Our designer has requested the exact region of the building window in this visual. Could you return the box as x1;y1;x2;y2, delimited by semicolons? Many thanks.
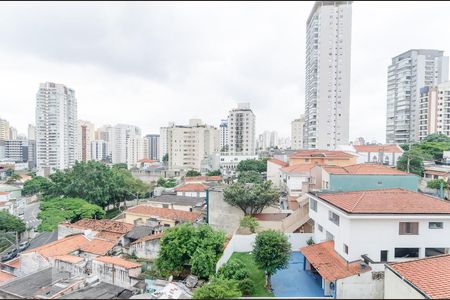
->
399;222;419;235
310;199;317;212
394;248;419;258
425;248;449;257
328;211;340;226
429;222;444;229
162;204;169;209
380;250;388;262
343;244;348;254
326;231;334;241
318;224;323;232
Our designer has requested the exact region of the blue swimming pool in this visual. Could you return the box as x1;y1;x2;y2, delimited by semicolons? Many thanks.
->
271;251;326;298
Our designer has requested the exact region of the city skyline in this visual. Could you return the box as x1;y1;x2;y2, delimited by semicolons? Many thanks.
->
2;2;450;142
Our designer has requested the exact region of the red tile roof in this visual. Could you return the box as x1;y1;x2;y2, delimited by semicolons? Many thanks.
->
281;163;316;174
131;232;164;245
0;270;15;283
321;163;411;175
126;205;202;222
138;158;158;163
53;255;84;264
268;159;289;167
64;219;134;234
4;258;19;269
94;231;124;242
290;150;356;159
185;176;222;182
300;241;370;281
175;183;208;192
424;170;449;176
79;239;116;255
25;234;89;259
354;144;403;153
316;188;450;214
0;192;10;196
95;256;141;269
388;254;450;299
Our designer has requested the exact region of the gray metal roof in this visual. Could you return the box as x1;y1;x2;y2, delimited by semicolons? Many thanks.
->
59;282;133;299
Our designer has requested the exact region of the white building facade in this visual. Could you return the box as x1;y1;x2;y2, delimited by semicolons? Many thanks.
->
304;1;352;150
291;116;305;150
76;120;95;162
36;82;77;172
227;103;256;155
90;140;107;161
219;119;228;152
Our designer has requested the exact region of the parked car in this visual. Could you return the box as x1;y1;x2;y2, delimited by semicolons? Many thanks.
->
18;241;30;252
1;248;18;262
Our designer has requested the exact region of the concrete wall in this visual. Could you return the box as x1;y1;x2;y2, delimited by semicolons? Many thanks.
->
18;252;50;276
92;261;141;289
129;239;160;260
329;174;419;192
267;161;283;187
207;189;244;236
336;271;384;299
384;267;425;299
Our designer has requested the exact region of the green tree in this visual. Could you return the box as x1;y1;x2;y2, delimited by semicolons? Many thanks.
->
253;230;291;289
193;277;242;299
427;178;448;190
397;147;433;175
223;181;279;216
156;223;225;277
422;133;450;143
207;170;221;176
157;177;177;188
5;172;21;184
186;170;202;177
237;159;267;173
113;163;128;170
37;197;105;232
240;215;259;233
191;248;217;279
162;153;169;163
22;176;51;196
238;170;263;184
0;211;26;233
217;259;254;295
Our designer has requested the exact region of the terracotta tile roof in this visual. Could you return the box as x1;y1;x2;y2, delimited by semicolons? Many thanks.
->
290;150;356;159
300;241;370;281
65;219;134;234
388;254;450;299
131;232;164;245
94;231;124;242
316;188;450;214
25;234;89;259
281;163;316;174
53;255;84;264
424;170;449;176
185;176;222;182
321;163;410;175
79;239;116;255
0;270;15;283
94;256;141;269
0;192;10;196
138;158;158;163
354;144;403;153
4;258;19;269
268;159;289;167
175;183;208;192
126;205;202;222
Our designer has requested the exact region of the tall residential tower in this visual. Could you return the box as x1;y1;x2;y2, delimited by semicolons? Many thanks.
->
304;1;352;149
227;103;256;155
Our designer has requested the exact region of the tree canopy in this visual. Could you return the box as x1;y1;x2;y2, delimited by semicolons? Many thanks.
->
186;170;202;177
156;223;225;278
238;170;264;184
397;147;433;175
240;216;259;233
22;176;52;196
193;277;242;299
157;177;177;188
223;181;279;216
236;159;267;173
217;259;254;295
0;211;26;233
427;178;448;190
207;170;221;176
253;230;291;287
37;197;105;232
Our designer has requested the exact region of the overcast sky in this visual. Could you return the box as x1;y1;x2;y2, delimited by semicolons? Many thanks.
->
1;1;450;143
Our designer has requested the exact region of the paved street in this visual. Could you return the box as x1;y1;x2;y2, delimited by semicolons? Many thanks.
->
24;202;41;229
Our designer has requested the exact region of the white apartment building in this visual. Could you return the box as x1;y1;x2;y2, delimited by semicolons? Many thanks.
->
8;127;17;140
159;122;174;161
418;81;450;140
27;124;35;140
386;49;449;144
126;135;145;169
219;119;228;152
4;140;27;162
90;140;107;161
304;1;352;150
166;119;219;171
303;188;450;298
0;118;9;141
219;154;258;177
36;82;77;172
111;124;141;165
76;120;95;162
144;134;160;161
96;125;114;160
291;116;305;150
227;103;255;155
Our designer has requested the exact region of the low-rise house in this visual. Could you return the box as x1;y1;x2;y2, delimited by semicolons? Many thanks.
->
184;175;222;184
175;183;207;198
59;281;134;299
146;194;205;212
280;164;316;196
384;254;450;299
301;188;450;298
353;144;403;167
267;158;288;187
288;150;357;167
128;233;163;260
92;256;141;289
310;163;419;192
219;154;258;177
137;159;160;169
123;205;203;227
0;191;10;202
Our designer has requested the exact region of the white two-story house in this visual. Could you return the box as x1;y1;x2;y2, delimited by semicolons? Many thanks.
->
301;188;450;299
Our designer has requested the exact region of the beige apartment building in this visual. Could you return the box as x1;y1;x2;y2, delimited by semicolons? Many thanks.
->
76;120;95;162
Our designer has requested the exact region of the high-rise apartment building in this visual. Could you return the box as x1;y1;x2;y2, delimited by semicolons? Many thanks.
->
417;82;450;140
90;140;107;161
291;116;305;150
111;124;141;165
8;127;17;141
28;124;36;140
76;120;95;162
219;119;229;152
144;134;160;161
126;135;145;168
96;125;114;161
36;82;77;172
0;118;9;141
386;49;449;144
227;103;256;155
304;1;352;149
4;140;27;162
165;119;219;171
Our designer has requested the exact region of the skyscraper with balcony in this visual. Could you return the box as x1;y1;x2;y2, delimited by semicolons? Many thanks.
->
386;49;449;144
227;103;256;155
35;82;77;173
304;1;352;150
219;119;229;152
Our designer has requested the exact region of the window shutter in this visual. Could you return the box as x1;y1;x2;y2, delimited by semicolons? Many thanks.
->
399;222;405;234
